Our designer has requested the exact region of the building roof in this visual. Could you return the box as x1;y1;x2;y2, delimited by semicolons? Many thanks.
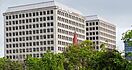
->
5;1;83;15
86;15;116;27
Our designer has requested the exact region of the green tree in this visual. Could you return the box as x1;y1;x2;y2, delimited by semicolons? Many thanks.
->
26;51;65;70
0;58;23;70
122;29;132;46
64;40;96;70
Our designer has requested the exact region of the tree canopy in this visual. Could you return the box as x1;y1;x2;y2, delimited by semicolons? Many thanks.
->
0;40;132;70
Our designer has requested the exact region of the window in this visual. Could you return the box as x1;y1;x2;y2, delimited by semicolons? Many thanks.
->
93;27;95;30
93;37;95;40
51;28;53;32
40;29;43;33
51;16;53;20
47;35;50;39
16;21;18;24
86;28;88;31
33;24;35;28
43;35;46;39
51;46;54;50
40;23;43;27
26;13;28;17
47;29;50;32
47;10;50;14
22;14;25;18
47;16;50;20
96;27;98;30
43;23;46;27
96;36;98;40
29;13;32;17
96;32;99;35
40;11;42;15
86;23;88;26
26;19;28;23
22;20;25;23
96;22;98;25
51;34;54;38
90;37;92;40
86;33;89;36
90;23;92;26
51;22;53;26
36;12;39;16
51;10;53;14
44;41;46;45
9;16;11;19
33;12;35;16
6;16;8;20
47;22;50;26
43;11;46;15
12;15;15;19
6;27;8;31
43;17;46;21
93;32;95;35
36;24;39;28
86;37;89;40
93;22;95;25
51;40;54;44
36;18;39;22
33;18;35;22
40;17;42;21
48;47;50;50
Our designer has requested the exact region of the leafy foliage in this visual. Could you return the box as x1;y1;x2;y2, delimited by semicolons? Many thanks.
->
0;58;23;70
122;29;132;46
0;40;132;70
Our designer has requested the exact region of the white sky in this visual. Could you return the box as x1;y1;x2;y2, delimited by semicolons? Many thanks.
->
0;0;131;57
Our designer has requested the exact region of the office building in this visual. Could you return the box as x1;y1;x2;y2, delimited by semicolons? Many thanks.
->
3;1;86;61
86;15;116;50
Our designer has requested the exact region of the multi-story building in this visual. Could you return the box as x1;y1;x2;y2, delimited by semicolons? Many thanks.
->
3;1;86;61
124;41;132;60
86;15;116;50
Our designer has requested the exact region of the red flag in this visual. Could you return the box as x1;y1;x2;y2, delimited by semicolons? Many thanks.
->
73;32;78;45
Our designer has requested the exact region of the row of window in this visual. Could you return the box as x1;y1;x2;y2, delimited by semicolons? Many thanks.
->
100;23;115;30
58;40;82;46
6;40;54;48
6;16;53;25
58;41;71;46
86;22;98;26
57;10;85;23
100;32;116;39
86;36;99;40
58;28;85;39
86;27;98;31
6;46;54;54
58;47;65;51
57;16;85;28
58;35;72;41
6;22;54;31
6;10;53;20
6;28;53;37
86;32;99;36
99;27;116;35
100;37;116;44
6;34;54;43
6;53;44;59
58;22;85;34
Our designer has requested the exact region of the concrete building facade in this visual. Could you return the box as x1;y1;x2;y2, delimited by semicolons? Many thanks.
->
3;1;86;61
86;15;116;50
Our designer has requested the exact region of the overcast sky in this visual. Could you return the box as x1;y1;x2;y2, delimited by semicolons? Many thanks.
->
0;0;131;57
